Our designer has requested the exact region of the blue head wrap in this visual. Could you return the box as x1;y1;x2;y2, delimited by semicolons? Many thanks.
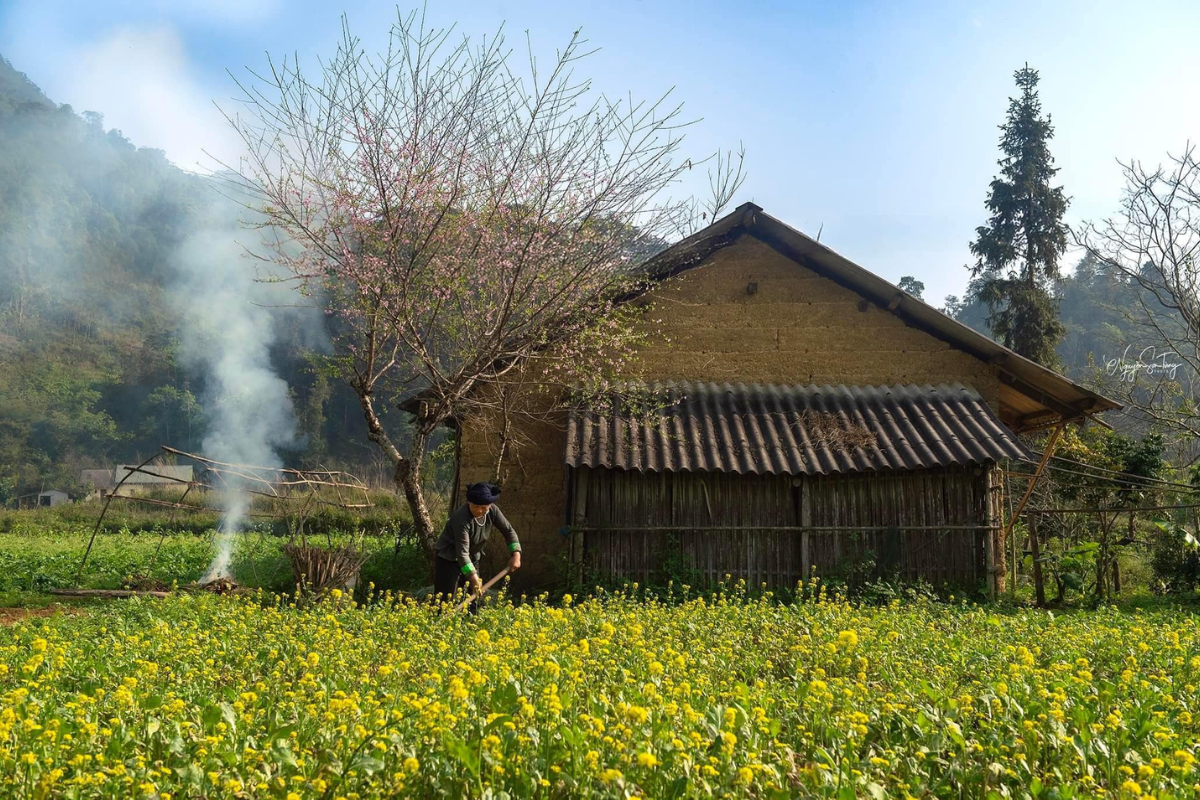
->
466;482;501;505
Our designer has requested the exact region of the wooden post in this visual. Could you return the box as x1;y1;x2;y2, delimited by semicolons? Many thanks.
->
1007;469;1019;599
1030;514;1046;607
571;467;590;587
984;468;997;600
1114;510;1133;597
999;423;1065;605
1001;424;1064;546
799;479;812;583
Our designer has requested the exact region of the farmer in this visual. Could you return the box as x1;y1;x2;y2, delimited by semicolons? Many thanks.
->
433;481;521;605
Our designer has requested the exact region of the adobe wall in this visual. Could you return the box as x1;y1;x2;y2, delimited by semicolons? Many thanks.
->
454;389;571;594
630;234;1001;403
455;233;1003;592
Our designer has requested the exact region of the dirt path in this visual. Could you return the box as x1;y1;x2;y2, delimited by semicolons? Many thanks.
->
0;605;84;625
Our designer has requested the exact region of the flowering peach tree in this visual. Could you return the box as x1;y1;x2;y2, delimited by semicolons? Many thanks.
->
225;11;743;557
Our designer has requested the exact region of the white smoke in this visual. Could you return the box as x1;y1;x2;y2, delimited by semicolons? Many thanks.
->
174;209;298;583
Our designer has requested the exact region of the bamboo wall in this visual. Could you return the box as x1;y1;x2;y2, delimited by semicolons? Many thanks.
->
577;464;999;591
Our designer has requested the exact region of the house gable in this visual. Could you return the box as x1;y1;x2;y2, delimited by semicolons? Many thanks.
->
630;233;1003;408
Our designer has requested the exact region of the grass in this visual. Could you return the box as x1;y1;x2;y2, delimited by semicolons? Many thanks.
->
0;528;429;597
0;488;431;538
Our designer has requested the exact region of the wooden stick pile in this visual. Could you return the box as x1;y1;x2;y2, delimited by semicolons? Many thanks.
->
283;543;370;591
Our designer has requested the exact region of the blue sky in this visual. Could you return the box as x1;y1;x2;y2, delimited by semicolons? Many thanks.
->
3;0;1199;305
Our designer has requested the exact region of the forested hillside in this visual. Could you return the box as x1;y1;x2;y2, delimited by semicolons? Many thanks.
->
0;57;373;500
945;252;1172;396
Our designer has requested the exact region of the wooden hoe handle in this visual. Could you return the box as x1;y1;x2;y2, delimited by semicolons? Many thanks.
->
456;566;511;611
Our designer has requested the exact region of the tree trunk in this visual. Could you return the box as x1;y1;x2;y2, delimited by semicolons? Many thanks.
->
356;386;438;562
1095;513;1117;602
492;389;512;484
395;428;437;561
1112;558;1121;596
1030;516;1046;607
492;428;509;485
447;430;462;512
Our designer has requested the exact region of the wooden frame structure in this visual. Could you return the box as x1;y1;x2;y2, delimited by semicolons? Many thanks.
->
78;446;373;582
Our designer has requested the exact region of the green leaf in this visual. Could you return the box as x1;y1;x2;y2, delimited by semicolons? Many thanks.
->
219;701;238;733
664;776;689;800
353;755;385;775
483;714;511;734
271;739;298;770
947;726;966;747
176;763;203;787
491;681;518;709
265;723;299;744
444;734;481;778
200;704;221;729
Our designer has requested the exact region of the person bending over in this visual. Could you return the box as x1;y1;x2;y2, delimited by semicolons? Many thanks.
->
433;481;521;604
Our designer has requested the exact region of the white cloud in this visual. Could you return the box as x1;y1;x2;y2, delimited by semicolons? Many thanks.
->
50;25;241;172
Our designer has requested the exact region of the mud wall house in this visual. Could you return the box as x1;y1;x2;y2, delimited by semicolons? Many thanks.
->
449;204;1119;594
111;465;195;496
79;469;116;499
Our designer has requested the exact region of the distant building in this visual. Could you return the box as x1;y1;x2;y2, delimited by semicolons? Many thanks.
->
79;469;115;493
78;465;196;498
115;465;194;486
111;464;194;496
37;489;69;507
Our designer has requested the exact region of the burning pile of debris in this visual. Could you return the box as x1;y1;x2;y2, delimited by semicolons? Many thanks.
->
196;577;241;595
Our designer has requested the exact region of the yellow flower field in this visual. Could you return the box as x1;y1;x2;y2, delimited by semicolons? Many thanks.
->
1;585;1199;798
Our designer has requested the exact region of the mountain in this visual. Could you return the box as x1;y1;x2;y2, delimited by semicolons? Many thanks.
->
0;56;373;500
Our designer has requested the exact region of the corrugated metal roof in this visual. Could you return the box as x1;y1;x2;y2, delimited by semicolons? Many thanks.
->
565;381;1032;475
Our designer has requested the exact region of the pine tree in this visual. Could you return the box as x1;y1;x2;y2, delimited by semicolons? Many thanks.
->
969;65;1068;366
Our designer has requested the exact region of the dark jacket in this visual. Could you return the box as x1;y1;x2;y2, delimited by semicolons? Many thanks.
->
435;504;520;575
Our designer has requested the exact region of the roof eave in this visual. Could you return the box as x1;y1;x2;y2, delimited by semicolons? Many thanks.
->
636;205;1119;425
741;209;1122;418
